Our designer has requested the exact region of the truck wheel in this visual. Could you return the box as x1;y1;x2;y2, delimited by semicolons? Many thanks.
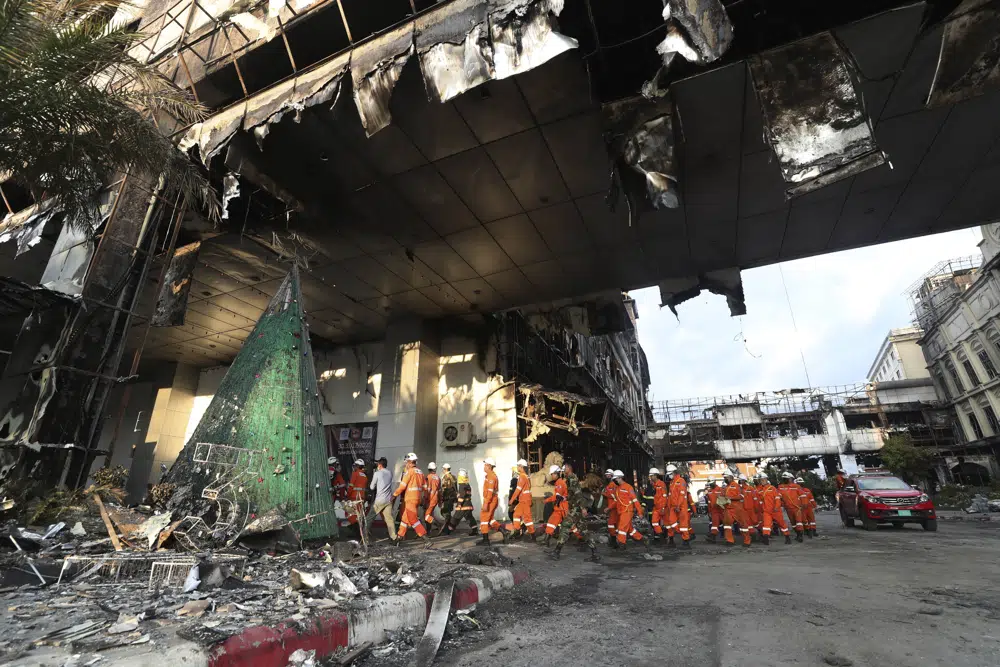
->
839;505;854;528
922;519;938;532
861;513;879;531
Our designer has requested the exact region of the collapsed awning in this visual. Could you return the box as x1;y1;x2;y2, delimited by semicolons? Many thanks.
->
0;276;79;317
518;383;608;440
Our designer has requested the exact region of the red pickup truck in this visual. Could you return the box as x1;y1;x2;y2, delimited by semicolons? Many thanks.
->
838;474;937;532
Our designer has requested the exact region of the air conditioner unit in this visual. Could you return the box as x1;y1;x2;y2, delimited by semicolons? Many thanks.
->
442;421;475;448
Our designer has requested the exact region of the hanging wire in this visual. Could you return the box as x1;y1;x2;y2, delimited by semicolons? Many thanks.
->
734;317;761;359
778;263;812;387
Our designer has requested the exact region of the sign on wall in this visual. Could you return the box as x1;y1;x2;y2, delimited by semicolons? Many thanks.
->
326;422;378;469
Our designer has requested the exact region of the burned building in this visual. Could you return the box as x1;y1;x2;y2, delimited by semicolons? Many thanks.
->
2;0;1000;501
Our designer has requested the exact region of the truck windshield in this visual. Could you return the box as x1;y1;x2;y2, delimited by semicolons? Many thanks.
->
857;477;910;490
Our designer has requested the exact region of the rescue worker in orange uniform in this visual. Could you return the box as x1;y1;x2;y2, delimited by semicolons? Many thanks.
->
666;464;692;548
796;477;818;537
722;470;751;547
834;468;847;504
345;459;368;537
392;453;430;543
328;457;347;502
479;457;508;545
613;469;648;550
648;468;669;545
739;474;759;542
507;458;536;540
423;462;441;531
758;472;791;544
705;478;723;542
603;469;619;546
778;472;805;542
543;465;572;546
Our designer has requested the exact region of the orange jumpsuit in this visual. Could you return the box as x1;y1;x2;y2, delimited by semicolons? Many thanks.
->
346;468;368;525
423;471;441;526
650;478;668;536
480;468;502;535
330;471;347;502
741;481;759;537
667;476;692;542
724;481;750;545
779;482;805;534
706;485;723;537
507;471;535;534
615;481;645;544
545;478;580;539
760;483;790;537
604;482;619;537
393;466;427;537
801;486;818;532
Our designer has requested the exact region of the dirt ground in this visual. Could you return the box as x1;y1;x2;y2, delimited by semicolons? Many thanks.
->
428;512;1000;667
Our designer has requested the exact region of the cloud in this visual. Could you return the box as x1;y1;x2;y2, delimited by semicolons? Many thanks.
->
633;227;983;401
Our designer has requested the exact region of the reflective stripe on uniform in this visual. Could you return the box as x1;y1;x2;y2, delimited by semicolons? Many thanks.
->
678;527;689;532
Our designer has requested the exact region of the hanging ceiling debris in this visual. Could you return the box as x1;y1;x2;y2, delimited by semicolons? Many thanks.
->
0;276;79;318
177;0;575;160
0;200;60;257
151;242;202;328
748;31;887;197
658;268;746;317
656;0;734;68
926;0;1000;108
518;383;608;441
603;93;680;222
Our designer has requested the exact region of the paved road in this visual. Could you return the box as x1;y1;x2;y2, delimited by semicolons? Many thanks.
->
436;512;1000;667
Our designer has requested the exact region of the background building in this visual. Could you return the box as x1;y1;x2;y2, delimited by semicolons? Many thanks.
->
911;225;1000;484
867;327;930;383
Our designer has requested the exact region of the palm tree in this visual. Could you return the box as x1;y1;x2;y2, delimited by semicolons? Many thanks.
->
0;0;217;226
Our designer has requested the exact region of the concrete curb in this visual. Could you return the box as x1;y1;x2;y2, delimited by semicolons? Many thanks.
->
207;569;529;667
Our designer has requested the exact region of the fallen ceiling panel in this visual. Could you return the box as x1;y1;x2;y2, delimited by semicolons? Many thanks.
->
748;32;887;197
656;0;734;68
926;0;1000;108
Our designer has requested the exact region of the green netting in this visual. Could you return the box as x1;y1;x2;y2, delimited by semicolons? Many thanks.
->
165;265;337;540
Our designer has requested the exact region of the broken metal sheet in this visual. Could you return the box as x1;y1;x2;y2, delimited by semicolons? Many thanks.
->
0;276;78;317
415;0;494;103
489;0;577;80
927;0;1000;108
151;242;201;327
221;172;241;221
603;94;680;219
351;23;415;137
519;383;606;406
658;268;745;317
229;12;277;43
178;102;248;165
243;52;351;147
748;32;887;196
0;200;59;257
657;0;733;66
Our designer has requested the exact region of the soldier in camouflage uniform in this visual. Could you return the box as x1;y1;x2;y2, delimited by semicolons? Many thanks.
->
436;464;458;535
550;463;601;562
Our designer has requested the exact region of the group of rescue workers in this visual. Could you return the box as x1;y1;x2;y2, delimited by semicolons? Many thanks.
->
327;452;821;560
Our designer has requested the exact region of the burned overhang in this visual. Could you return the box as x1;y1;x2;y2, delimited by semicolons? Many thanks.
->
749;32;887;197
519;383;608;440
0;276;79;318
658;268;745;317
178;0;575;159
603;94;679;221
656;0;733;68
927;0;1000;108
0;200;60;257
151;242;201;327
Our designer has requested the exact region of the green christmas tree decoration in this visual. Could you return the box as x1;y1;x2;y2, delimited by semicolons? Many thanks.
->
164;265;337;540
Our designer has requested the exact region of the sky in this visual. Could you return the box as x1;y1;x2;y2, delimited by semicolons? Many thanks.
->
632;227;984;402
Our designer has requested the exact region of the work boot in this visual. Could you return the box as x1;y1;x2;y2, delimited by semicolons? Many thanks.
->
420;534;432;548
667;536;676;548
468;528;478;537
761;534;770;545
479;534;490;547
528;533;537;543
549;544;562;560
500;528;510;544
796;532;804;543
784;535;792;545
812;529;819;537
607;534;616;548
742;542;750;549
543;534;551;548
806;530;813;539
587;549;602;563
390;538;401;547
681;539;691;550
619;541;627;553
706;534;717;544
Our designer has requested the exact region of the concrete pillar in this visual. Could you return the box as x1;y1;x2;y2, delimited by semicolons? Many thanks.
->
376;319;440;477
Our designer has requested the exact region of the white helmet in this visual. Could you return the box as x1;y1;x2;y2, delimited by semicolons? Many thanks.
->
722;470;734;478
549;464;561;474
354;459;364;467
837;468;846;473
781;472;793;479
458;468;468;476
665;464;677;474
707;477;715;483
757;472;768;480
613;470;625;479
405;452;418;462
327;457;337;466
516;458;528;467
605;469;614;476
484;457;496;467
649;467;661;476
794;477;805;483
442;463;451;470
427;462;437;470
